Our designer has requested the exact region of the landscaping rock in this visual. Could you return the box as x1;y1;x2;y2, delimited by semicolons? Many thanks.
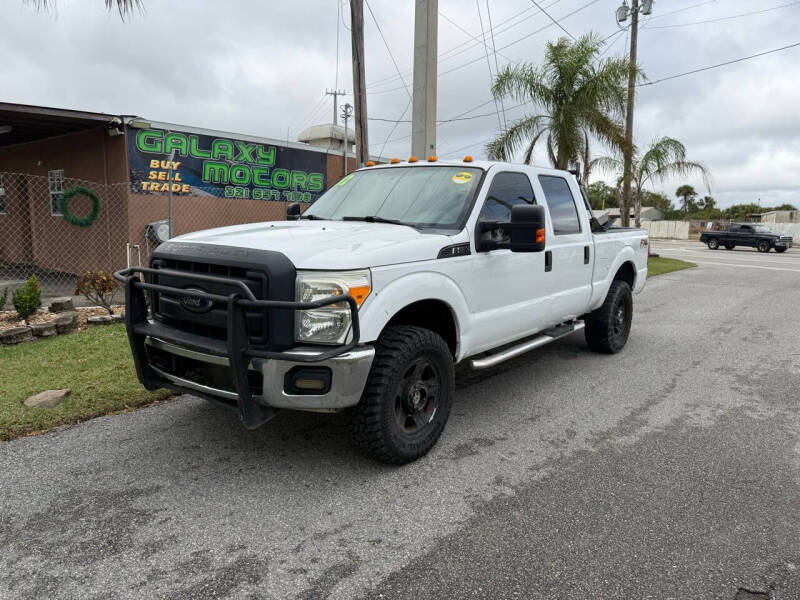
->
0;326;34;345
30;322;57;337
24;389;70;408
88;315;113;325
48;297;75;313
53;311;78;334
111;313;125;323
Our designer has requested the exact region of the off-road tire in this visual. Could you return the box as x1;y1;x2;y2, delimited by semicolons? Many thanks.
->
707;238;719;250
775;247;787;253
346;326;454;464
584;280;633;354
757;240;770;253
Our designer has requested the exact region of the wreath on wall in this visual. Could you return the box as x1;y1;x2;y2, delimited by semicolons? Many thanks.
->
59;186;101;227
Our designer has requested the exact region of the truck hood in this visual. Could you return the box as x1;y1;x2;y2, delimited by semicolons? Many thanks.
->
171;220;462;270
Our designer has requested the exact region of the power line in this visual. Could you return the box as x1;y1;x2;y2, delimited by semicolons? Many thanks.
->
643;0;723;22
378;98;412;158
486;0;508;130
340;0;351;31
475;0;503;129
369;0;602;96
364;0;411;99
642;1;800;30
291;94;327;135
438;11;514;64
639;41;800;86
366;0;566;92
363;0;413;157
528;0;575;40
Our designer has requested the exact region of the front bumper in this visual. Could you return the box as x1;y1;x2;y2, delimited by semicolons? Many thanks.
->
144;336;374;411
114;266;368;428
775;239;793;248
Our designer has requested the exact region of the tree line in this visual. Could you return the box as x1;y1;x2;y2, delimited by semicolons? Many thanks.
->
586;181;797;221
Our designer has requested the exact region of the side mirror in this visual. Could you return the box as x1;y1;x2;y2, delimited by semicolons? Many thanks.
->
475;204;547;253
286;202;301;221
507;204;546;252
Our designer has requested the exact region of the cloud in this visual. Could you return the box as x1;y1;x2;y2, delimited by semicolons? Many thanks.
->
1;0;798;208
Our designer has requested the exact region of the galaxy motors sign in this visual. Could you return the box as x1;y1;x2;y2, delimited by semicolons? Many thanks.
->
127;126;327;202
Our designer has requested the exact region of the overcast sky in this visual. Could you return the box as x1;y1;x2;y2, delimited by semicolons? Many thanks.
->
3;0;800;208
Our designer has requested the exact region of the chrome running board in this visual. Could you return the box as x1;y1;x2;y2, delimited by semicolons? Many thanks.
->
469;321;585;370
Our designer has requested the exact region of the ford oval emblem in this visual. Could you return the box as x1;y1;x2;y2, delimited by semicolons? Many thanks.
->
180;288;214;314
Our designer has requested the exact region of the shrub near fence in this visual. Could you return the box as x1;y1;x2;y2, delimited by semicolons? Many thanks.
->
0;171;298;299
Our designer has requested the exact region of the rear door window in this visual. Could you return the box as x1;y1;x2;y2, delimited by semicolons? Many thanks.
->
538;175;581;235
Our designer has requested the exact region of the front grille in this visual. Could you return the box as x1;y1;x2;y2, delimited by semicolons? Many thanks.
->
150;257;269;344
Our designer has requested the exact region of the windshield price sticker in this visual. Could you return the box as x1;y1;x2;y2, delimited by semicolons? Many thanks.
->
452;172;473;185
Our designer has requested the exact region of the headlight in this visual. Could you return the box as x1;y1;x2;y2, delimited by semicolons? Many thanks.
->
295;270;371;344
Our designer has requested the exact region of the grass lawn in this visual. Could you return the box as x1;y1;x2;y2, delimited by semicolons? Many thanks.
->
0;323;171;441
648;256;697;277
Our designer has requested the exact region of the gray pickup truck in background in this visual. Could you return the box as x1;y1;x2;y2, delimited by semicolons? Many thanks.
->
699;223;793;253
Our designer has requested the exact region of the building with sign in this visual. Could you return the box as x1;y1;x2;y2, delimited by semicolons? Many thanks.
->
0;102;365;281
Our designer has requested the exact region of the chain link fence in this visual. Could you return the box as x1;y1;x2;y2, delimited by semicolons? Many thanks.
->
0;171;297;303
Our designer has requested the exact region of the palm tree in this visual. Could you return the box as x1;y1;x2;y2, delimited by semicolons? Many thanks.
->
675;184;699;215
486;33;633;183
24;0;142;19
591;137;711;227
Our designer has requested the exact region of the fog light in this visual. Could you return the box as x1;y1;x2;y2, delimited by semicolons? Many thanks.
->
285;367;332;395
295;378;326;391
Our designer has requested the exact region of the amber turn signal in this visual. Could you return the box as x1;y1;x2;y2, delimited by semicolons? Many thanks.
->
536;228;545;244
348;285;371;306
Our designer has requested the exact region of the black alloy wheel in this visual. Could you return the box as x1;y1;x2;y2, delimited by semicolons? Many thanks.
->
394;358;441;435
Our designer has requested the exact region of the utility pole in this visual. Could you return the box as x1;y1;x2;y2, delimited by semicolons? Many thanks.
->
350;0;369;168
326;89;346;125
411;0;438;159
341;103;353;176
617;0;652;227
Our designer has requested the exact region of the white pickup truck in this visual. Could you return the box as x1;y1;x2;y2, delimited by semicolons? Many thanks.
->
116;159;648;463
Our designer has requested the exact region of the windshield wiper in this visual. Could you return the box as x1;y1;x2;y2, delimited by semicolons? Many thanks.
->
341;215;419;229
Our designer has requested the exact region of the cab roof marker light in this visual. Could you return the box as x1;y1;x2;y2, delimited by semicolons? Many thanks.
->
408;156;418;163
463;155;473;162
390;157;400;164
427;155;437;162
365;160;375;167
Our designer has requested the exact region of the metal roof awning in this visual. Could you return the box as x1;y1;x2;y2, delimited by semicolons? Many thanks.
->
0;102;120;147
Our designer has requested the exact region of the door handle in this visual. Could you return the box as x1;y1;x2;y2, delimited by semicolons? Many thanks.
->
584;245;590;264
545;250;552;272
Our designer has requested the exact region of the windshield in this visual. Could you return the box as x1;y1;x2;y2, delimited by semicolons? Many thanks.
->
753;225;774;233
303;166;482;228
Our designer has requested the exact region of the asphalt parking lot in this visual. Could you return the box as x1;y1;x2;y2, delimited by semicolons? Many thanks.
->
1;241;799;599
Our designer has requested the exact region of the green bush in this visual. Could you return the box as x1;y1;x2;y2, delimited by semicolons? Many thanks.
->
0;287;7;311
12;275;42;322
